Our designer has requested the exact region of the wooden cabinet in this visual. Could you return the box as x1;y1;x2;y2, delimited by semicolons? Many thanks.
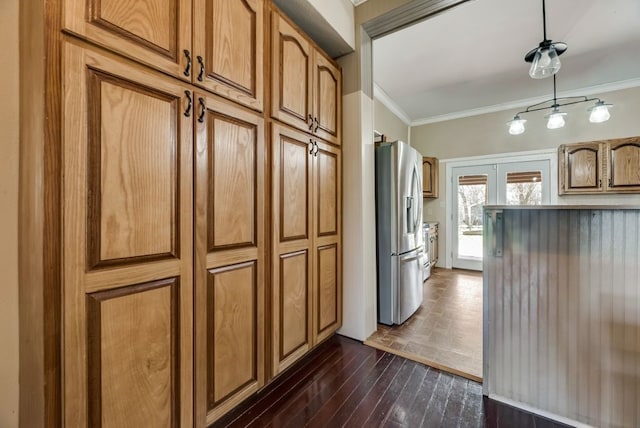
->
606;138;640;191
559;137;640;194
312;140;342;344
193;95;266;425
559;142;604;194
23;2;341;426
423;157;439;198
62;43;194;427
193;0;265;111
63;0;192;80
271;10;342;145
271;124;342;375
63;0;266;111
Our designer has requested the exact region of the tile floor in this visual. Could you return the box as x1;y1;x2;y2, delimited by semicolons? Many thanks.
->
365;267;483;381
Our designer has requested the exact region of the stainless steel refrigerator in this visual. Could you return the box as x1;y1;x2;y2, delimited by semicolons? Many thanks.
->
375;141;424;325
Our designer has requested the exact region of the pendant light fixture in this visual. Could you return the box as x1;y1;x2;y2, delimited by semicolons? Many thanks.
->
525;0;567;79
506;75;614;135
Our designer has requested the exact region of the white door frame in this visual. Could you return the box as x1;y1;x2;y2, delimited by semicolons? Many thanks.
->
444;149;558;269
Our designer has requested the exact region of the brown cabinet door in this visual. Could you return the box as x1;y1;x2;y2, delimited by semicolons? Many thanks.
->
313;54;342;145
313;141;342;344
63;0;192;80
193;0;265;111
62;43;193;427
271;11;314;134
559;143;604;194
606;138;640;192
272;123;314;375
422;157;439;198
194;94;266;425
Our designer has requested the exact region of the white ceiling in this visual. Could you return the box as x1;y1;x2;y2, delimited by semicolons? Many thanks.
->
372;0;640;125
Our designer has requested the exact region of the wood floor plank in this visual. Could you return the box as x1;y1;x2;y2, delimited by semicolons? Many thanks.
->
404;366;440;427
382;362;429;426
459;376;485;427
277;346;379;427
264;340;369;427
306;352;396;427
359;360;416;426
440;375;469;427
421;371;455;427
209;335;577;428
346;358;413;426
213;339;344;427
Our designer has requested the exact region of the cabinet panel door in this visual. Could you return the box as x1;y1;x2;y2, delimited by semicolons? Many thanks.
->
63;43;193;427
194;94;265;426
607;139;640;191
271;12;313;133
193;0;264;111
315;144;339;238
313;141;341;344
276;126;313;243
313;53;341;145
64;0;191;80
559;143;604;194
422;157;439;198
274;250;312;373
272;124;313;375
87;279;180;428
314;244;340;343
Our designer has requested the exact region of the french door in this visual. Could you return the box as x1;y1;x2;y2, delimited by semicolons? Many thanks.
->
452;160;550;270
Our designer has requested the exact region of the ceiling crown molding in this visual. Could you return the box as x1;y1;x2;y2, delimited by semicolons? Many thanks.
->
410;77;640;127
373;83;412;125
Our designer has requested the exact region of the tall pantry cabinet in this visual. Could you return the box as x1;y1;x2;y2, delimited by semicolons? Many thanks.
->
270;9;342;376
20;1;341;427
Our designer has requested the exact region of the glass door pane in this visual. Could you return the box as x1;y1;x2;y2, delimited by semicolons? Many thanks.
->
457;175;487;259
497;160;551;205
506;171;542;205
452;165;496;271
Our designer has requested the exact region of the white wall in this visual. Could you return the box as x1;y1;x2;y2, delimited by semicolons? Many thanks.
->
307;0;355;49
0;0;20;425
411;86;640;267
374;98;409;143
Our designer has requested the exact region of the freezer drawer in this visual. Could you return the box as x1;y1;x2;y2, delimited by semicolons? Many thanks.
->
396;249;424;324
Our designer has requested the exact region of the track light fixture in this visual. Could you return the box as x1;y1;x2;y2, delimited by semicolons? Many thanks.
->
525;0;567;79
506;75;613;135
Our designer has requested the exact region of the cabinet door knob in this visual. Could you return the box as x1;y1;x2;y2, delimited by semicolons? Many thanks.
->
183;50;192;77
309;139;314;155
197;55;205;82
308;114;314;131
184;91;192;117
314;117;319;133
314;141;319;156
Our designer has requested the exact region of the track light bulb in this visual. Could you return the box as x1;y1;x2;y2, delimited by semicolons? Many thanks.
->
507;116;527;135
588;101;613;123
545;108;566;129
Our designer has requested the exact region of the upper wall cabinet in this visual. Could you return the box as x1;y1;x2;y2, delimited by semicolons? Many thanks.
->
606;138;640;192
559;136;640;195
63;0;193;80
64;0;265;111
559;142;604;194
193;0;265;111
271;10;341;145
422;157;439;198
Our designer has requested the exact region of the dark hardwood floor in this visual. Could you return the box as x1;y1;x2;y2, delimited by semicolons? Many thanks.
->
212;335;572;428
